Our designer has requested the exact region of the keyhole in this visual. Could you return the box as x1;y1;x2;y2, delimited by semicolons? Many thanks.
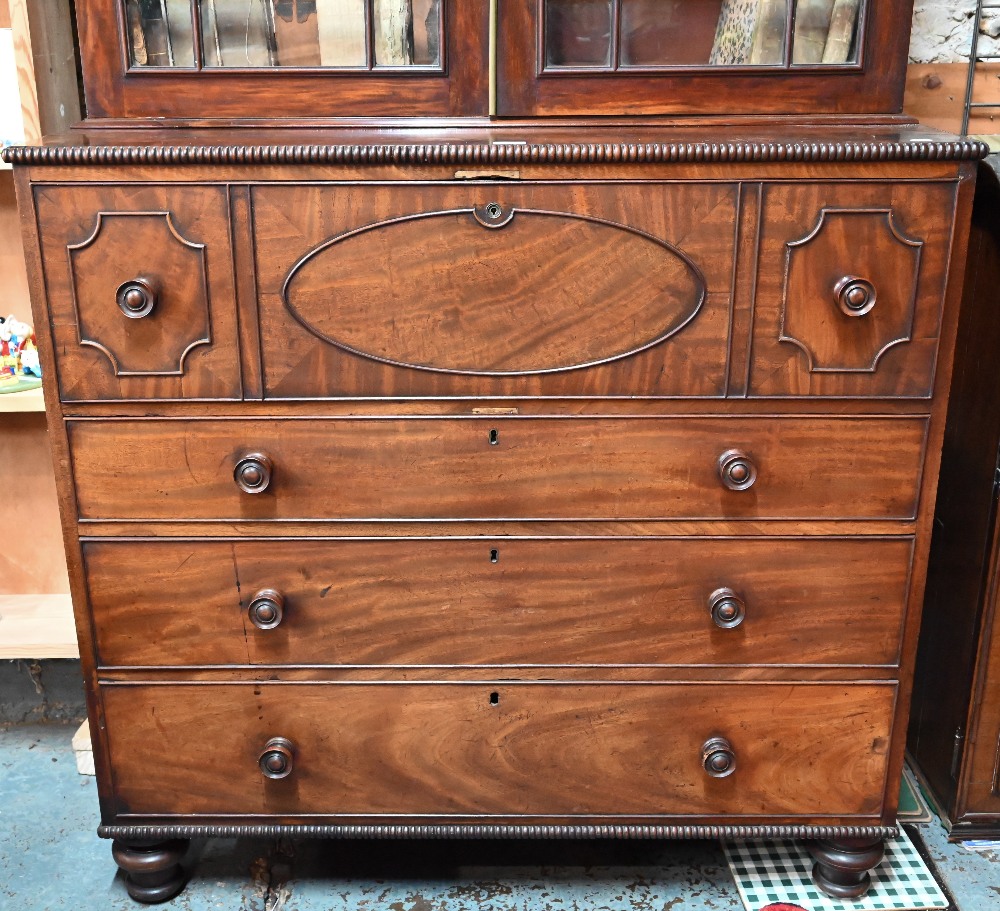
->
486;203;502;219
490;692;499;705
490;548;499;563
489;428;499;446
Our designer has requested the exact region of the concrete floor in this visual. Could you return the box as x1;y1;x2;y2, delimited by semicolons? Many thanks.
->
2;723;999;911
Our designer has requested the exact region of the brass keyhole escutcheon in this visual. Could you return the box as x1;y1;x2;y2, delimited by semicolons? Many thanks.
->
473;202;514;229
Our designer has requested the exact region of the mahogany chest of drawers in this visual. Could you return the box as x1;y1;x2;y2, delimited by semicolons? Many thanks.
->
7;127;983;902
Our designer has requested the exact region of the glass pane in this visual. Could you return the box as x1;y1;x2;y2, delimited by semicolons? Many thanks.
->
709;0;788;66
316;0;368;66
200;0;279;66
621;0;723;66
412;0;441;66
370;0;443;67
373;0;413;66
126;0;196;67
545;0;613;68
792;0;860;64
617;0;860;69
199;1;442;68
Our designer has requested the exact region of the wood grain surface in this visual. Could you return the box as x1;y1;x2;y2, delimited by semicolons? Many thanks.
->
33;185;241;401
83;536;913;668
102;682;894;819
253;183;735;398
751;181;957;398
66;416;928;522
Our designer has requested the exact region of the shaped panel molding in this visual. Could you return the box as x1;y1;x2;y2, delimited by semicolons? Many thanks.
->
282;206;707;376
68;212;211;376
780;208;923;373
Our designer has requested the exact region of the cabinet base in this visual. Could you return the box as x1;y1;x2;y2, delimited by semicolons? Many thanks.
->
807;837;886;899
111;839;189;904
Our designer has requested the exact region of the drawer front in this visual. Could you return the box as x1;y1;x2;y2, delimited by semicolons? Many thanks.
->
68;417;926;522
103;682;893;819
85;537;912;668
252;183;736;398
750;181;958;398
34;185;241;401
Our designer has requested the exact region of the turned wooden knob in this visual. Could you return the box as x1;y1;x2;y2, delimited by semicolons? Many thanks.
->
248;589;284;630
234;453;272;494
834;276;877;317
258;737;295;779
116;277;158;319
702;736;736;778
708;588;746;629
718;449;757;491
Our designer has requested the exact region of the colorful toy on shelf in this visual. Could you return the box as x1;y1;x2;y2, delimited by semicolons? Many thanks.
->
0;314;41;386
0;315;42;393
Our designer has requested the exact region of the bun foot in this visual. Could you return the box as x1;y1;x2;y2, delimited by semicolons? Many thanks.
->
807;837;885;899
111;839;189;903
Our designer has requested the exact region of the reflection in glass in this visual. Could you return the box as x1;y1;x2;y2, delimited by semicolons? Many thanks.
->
621;0;724;66
545;0;613;68
200;0;274;66
316;0;367;66
704;0;861;67
126;0;196;67
192;0;441;68
374;0;413;66
545;0;862;71
709;0;787;66
793;0;860;64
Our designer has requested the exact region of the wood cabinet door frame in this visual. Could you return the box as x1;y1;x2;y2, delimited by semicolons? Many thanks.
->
77;0;489;119
496;0;910;117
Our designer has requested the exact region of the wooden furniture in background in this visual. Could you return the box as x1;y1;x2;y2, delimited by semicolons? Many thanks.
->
4;0;985;902
0;0;77;658
908;155;1000;838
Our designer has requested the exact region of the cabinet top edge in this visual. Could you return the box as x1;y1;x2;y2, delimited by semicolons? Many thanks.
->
2;123;987;168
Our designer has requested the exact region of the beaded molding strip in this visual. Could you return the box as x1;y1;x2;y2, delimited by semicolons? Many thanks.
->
98;823;900;841
2;140;989;167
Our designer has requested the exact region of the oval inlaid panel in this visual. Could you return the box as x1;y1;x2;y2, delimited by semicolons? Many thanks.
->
282;207;707;375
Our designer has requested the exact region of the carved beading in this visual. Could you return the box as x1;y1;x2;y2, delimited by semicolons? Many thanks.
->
98;823;899;840
3;140;989;168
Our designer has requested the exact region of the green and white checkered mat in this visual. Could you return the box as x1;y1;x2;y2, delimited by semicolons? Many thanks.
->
724;827;947;911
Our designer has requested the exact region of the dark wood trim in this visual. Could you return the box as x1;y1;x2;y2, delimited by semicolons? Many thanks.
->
97;823;899;840
880;161;981;819
4;139;988;168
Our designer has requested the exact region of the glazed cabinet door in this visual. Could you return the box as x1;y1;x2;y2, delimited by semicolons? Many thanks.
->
497;0;909;116
71;0;913;119
77;0;488;118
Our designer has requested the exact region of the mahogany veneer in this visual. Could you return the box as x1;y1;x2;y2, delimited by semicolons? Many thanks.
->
3;1;986;901
8;130;981;902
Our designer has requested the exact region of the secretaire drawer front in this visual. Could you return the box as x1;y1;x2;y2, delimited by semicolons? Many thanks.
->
85;537;912;668
750;181;958;398
252;183;736;398
103;683;893;819
68;417;926;522
33;185;241;401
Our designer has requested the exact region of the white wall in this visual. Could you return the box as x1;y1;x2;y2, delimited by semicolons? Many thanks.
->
908;1;992;63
